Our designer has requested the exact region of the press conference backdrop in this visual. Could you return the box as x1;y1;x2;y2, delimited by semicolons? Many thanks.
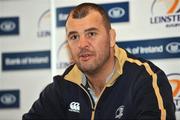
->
54;0;180;119
0;0;51;120
0;0;179;120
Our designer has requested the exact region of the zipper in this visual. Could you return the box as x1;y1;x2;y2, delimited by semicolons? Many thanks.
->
80;84;95;109
80;84;108;120
91;86;107;120
80;84;96;120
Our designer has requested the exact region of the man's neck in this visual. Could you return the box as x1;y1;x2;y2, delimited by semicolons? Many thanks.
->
86;57;115;96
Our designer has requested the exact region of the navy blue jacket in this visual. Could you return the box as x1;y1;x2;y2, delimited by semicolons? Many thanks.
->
23;46;176;120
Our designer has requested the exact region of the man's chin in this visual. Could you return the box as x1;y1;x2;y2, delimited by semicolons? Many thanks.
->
78;65;95;74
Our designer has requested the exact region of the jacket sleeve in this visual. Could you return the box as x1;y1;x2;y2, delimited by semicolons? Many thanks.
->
22;83;66;120
133;68;176;120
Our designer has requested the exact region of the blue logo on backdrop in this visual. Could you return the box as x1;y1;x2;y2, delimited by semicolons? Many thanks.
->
2;51;50;71
0;90;20;109
0;17;19;35
56;2;129;27
117;37;180;59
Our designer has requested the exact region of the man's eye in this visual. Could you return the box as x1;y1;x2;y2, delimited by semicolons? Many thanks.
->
87;32;96;38
69;35;79;41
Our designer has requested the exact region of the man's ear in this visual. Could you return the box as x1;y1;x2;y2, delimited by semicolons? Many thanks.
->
109;28;116;47
66;42;74;64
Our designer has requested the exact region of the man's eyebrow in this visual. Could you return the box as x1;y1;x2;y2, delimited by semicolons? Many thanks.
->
84;27;98;32
67;27;98;37
67;31;78;37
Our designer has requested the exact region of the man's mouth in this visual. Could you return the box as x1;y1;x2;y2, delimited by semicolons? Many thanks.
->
79;54;92;61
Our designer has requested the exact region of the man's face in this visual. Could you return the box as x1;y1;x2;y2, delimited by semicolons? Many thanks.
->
66;11;112;74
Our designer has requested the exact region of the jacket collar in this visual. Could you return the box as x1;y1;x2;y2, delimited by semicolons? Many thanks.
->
64;45;127;86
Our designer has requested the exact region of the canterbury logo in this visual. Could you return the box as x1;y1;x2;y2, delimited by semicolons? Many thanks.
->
68;102;80;113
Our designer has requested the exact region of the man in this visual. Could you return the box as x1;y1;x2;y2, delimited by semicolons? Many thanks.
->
23;3;176;120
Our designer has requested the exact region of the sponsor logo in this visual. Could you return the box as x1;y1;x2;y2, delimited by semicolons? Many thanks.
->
125;45;163;55
37;9;51;38
69;102;80;113
108;7;125;18
166;42;180;54
0;21;16;32
58;13;68;21
0;90;20;108
115;105;125;119
150;0;180;28
0;17;19;35
2;51;50;71
0;94;16;105
56;2;129;27
117;37;180;60
168;73;180;111
56;7;72;27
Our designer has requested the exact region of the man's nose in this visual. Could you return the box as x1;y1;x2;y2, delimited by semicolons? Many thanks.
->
78;36;89;48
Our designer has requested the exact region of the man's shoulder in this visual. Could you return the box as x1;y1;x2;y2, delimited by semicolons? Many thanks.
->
53;64;75;82
125;50;161;71
51;64;79;89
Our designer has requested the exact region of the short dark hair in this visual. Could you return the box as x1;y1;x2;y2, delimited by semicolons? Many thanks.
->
66;3;111;29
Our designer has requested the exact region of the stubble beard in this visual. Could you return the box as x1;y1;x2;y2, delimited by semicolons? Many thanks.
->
76;49;110;75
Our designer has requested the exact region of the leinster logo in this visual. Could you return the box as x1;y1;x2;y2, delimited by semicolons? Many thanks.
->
150;0;180;28
115;105;125;119
37;9;51;38
151;0;180;15
168;73;180;111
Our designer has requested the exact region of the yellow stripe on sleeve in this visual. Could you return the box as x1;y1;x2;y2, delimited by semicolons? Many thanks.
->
127;58;166;120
